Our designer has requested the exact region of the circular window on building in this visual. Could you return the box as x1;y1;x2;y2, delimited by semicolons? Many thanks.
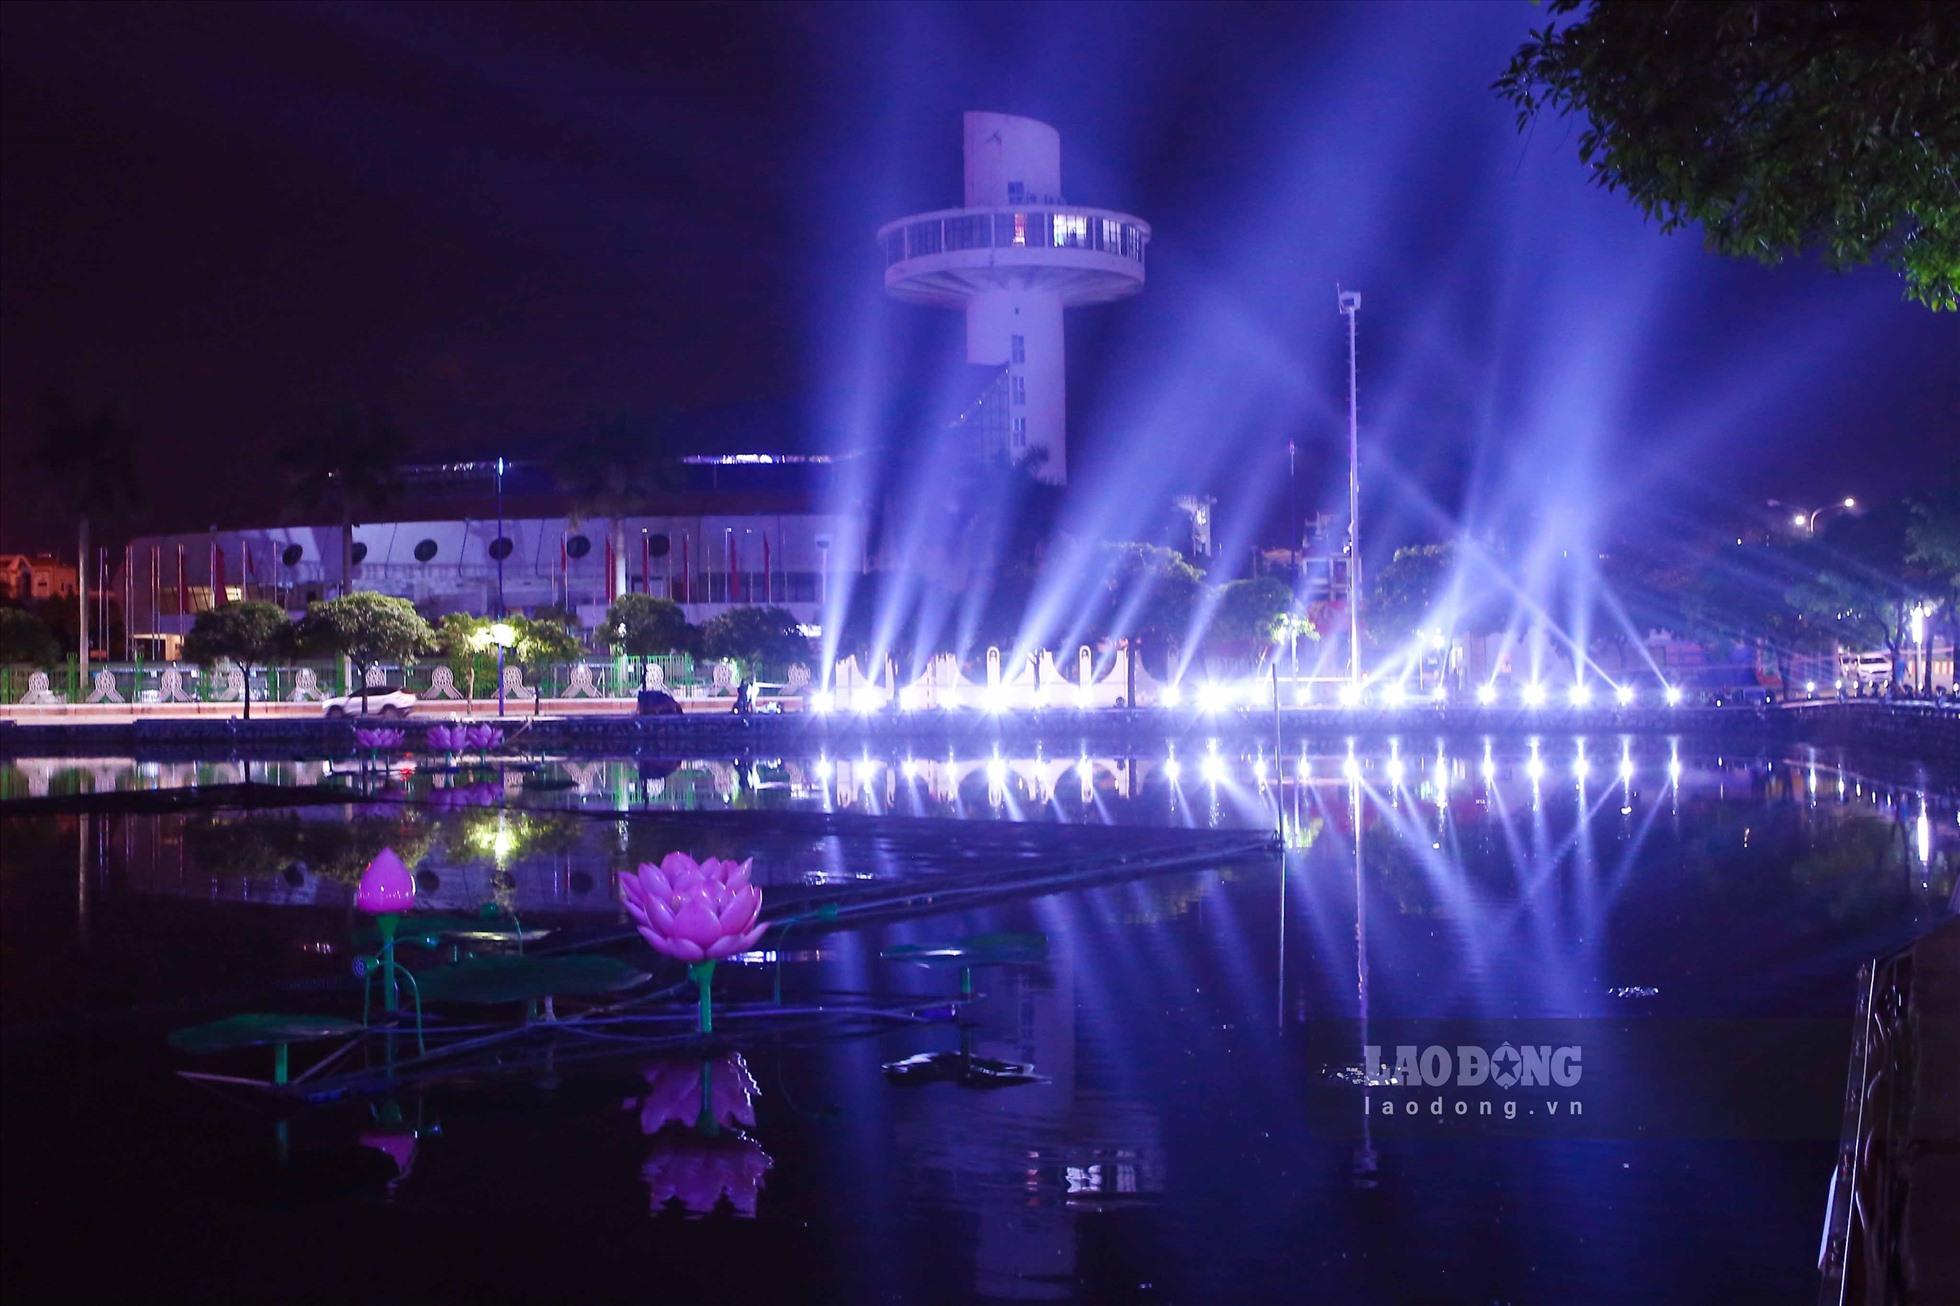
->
280;543;304;567
565;534;592;560
351;542;369;564
488;536;514;561
413;538;439;562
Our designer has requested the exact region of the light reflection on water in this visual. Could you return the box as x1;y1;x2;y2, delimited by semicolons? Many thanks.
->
1;740;1956;1300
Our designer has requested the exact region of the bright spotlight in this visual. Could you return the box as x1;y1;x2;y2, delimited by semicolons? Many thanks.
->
1163;756;1182;782
1572;756;1591;782
1791;512;1808;528
1475;683;1497;706
1296;757;1311;780
809;690;834;715
1160;684;1183;709
1342;756;1361;781
1243;681;1268;708
1664;685;1683;707
1430;685;1447;705
1667;758;1683;783
813;756;833;781
1385;757;1405;785
1252;757;1267;782
985;755;1008;786
901;757;921;779
1617;757;1634;783
1842;497;1856;509
897;686;919;712
1568;684;1592;708
940;686;960;709
982;686;1008;715
1200;754;1225;784
1382;683;1406;708
1615;685;1634;707
1198;682;1229;714
1526;756;1546;782
854;691;878;715
1337;683;1362;708
1522;682;1547;708
1804;680;1817;696
1294;683;1313;705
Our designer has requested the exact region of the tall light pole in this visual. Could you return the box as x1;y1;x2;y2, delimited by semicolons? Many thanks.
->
1339;288;1362;687
494;457;507;618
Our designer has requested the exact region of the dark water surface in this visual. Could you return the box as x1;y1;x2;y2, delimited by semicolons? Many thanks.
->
3;741;1955;1303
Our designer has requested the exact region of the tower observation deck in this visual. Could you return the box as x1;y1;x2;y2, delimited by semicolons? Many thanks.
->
878;112;1149;484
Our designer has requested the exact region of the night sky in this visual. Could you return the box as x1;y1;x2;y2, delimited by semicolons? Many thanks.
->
3;0;1955;553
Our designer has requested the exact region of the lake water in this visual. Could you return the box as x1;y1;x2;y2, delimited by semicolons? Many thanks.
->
2;739;1954;1302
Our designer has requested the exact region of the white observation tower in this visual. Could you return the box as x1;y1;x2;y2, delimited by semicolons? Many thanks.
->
878;112;1149;484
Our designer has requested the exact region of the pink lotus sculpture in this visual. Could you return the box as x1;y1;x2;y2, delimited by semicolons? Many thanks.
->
465;724;504;751
357;848;415;915
640;1130;773;1218
426;724;471;754
629;1054;759;1136
357;847;415;1016
354;727;406;752
618;853;766;1033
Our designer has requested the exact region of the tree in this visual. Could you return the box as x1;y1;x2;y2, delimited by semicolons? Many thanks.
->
285;408;405;599
1498;1;1960;310
553;412;675;599
0;607;61;665
295;593;433;702
431;613;498;706
1784;505;1925;689
1367;544;1456;647
183;601;292;719
698;606;810;681
34;398;142;672
1906;486;1960;690
1209;575;1311;659
514;614;585;679
606;594;692;675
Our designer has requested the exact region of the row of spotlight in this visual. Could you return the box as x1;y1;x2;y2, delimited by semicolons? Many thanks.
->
807;680;1685;715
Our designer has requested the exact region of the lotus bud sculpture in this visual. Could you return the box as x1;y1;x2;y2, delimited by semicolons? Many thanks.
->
357;848;415;1014
618;853;765;1034
465;724;504;755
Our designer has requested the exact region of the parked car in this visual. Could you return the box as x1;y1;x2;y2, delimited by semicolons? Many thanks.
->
323;686;418;718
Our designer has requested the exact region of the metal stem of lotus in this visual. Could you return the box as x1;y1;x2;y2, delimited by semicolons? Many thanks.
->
689;959;717;1035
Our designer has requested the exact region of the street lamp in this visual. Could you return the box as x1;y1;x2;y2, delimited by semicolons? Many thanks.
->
1802;497;1857;533
489;620;515;716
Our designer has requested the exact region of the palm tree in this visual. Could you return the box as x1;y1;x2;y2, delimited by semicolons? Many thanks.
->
34;399;141;677
551;411;674;601
285;408;404;599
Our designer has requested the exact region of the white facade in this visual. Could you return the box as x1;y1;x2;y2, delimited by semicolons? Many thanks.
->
879;112;1149;483
119;511;863;646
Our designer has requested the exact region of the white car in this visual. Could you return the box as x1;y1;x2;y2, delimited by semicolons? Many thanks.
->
323;686;418;718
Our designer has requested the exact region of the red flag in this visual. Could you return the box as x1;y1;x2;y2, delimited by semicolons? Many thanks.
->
762;533;771;604
213;544;227;606
176;543;188;616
